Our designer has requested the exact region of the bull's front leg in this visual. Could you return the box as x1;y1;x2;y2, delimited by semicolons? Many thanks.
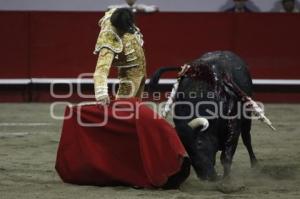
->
220;119;241;178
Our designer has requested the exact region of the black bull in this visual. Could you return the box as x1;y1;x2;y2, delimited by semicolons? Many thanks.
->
149;51;258;181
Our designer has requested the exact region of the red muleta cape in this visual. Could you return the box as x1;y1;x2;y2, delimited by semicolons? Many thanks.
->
55;98;188;188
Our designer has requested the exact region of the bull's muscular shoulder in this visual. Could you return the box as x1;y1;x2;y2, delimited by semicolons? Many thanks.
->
198;51;247;75
200;51;246;68
199;50;252;96
94;30;123;54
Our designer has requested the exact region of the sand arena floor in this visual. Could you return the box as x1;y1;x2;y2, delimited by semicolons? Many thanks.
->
0;103;300;199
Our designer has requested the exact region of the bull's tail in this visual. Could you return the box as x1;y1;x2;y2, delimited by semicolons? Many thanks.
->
148;66;180;91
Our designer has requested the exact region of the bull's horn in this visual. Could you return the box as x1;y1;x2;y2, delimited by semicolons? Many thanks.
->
188;117;209;132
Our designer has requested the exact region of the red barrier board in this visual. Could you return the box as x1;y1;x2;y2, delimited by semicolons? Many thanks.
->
0;12;300;79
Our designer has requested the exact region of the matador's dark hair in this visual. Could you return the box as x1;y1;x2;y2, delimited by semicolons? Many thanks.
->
110;8;135;34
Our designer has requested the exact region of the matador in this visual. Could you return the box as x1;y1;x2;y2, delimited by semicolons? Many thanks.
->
93;8;146;104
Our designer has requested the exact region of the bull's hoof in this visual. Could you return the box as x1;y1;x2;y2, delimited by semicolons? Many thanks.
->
251;159;259;168
217;178;246;194
210;174;222;182
197;171;221;182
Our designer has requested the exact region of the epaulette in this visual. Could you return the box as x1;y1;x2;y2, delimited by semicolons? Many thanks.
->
94;30;123;54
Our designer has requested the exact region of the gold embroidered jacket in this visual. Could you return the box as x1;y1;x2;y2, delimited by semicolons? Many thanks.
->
93;9;146;100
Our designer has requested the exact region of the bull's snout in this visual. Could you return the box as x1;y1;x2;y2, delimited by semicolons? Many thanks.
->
188;117;209;132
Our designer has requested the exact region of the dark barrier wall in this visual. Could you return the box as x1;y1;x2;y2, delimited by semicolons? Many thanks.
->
1;12;300;79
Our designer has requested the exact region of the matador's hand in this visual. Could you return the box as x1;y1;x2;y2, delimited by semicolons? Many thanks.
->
96;95;110;106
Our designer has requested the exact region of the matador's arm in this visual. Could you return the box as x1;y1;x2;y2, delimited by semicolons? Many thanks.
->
92;22;123;102
93;48;115;102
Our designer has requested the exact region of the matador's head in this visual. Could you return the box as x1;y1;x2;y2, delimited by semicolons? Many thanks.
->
110;8;135;34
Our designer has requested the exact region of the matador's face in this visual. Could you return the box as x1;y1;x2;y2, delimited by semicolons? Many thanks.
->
125;0;137;7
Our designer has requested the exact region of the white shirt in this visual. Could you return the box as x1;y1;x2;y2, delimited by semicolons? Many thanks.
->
108;4;158;13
